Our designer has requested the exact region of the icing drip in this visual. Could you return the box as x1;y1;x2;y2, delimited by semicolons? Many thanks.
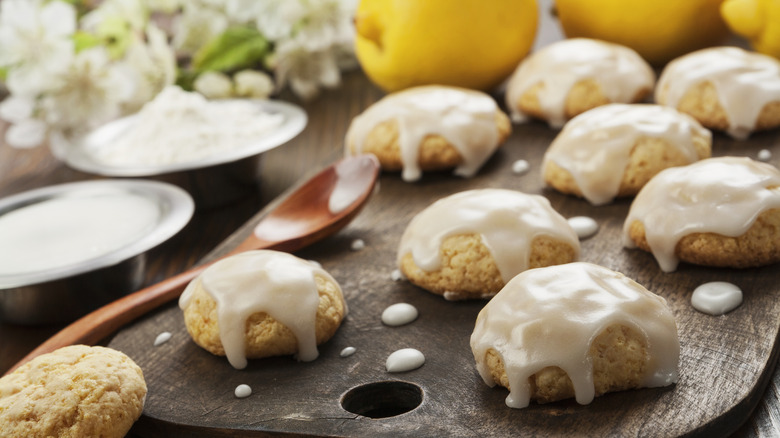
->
179;250;344;369
505;38;655;127
542;104;710;205
345;86;502;181
397;189;580;283
623;157;780;272
656;47;780;139
470;262;679;409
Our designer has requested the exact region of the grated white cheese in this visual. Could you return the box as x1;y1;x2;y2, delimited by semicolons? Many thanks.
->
93;86;285;167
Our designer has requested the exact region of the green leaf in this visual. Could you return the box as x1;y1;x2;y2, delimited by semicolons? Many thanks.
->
192;27;270;74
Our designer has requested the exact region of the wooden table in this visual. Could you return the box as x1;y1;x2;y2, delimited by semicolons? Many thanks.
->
2;4;779;436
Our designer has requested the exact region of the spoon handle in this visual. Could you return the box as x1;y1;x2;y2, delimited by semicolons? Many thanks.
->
5;265;207;374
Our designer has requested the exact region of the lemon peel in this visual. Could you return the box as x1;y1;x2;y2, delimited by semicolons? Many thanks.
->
722;0;780;59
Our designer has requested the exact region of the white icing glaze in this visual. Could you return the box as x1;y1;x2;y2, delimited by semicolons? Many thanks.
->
542;104;710;205
153;332;172;347
759;149;772;162
397;189;580;283
512;159;530;175
568;216;599;239
691;282;743;315
178;250;345;369
470;262;679;409
656;46;780;139
386;348;426;373
345;85;502;181
623;156;780;272
0;186;160;276
234;384;252;398
505;38;655;127
350;239;366;251
340;346;357;357
381;303;419;327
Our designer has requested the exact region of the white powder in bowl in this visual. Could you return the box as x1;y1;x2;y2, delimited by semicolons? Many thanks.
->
92;86;285;167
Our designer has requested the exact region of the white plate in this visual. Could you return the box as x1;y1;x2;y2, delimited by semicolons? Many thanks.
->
64;99;307;177
0;180;194;288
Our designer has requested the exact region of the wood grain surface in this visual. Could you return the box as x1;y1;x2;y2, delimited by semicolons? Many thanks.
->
109;104;780;436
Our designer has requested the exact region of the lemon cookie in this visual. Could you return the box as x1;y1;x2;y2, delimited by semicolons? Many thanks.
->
656;46;780;139
345;85;511;182
397;189;580;300
623;157;780;272
542;104;712;205
179;250;347;369
470;262;679;409
0;345;147;438
505;38;655;128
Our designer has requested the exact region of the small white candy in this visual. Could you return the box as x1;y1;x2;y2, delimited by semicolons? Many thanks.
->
234;384;252;398
381;303;419;326
511;159;530;175
691;282;743;315
340;346;357;357
567;216;599;239
351;239;366;251
153;332;172;346
758;149;772;162
391;269;405;281
386;348;425;373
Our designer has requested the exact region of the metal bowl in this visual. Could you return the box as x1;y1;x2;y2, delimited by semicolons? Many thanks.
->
63;99;307;209
0;180;194;325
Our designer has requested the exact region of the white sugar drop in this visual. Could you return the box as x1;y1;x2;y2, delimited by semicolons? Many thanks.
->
511;159;530;175
153;332;172;346
351;239;366;251
234;384;252;398
691;281;743;315
391;269;405;281
386;348;425;373
758;149;772;162
567;216;599;239
340;346;357;357
381;303;419;326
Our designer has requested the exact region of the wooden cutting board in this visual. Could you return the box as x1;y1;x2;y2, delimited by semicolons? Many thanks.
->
109;119;780;437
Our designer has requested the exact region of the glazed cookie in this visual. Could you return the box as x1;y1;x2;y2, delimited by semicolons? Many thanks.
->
179;250;347;369
623;156;780;272
470;262;679;409
656;46;780;139
344;85;511;182
542;104;712;205
0;345;147;438
505;38;655;128
397;189;580;300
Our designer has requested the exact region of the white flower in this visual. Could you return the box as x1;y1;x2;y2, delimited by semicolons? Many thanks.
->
0;0;76;96
194;71;233;99
172;2;228;55
292;0;357;52
255;0;306;41
41;47;134;133
271;39;341;100
0;96;46;148
81;0;149;33
144;0;182;13
119;23;177;112
234;69;273;98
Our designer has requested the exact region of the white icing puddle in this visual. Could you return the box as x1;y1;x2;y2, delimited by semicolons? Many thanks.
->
386;348;425;373
691;282;743;315
568;216;599;239
381;303;419;327
234;384;252;398
351;239;366;251
153;332;172;346
512;159;530;175
340;346;357;357
758;149;772;162
391;269;405;281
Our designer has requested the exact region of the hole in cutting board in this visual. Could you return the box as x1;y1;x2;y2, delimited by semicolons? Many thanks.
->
341;381;423;418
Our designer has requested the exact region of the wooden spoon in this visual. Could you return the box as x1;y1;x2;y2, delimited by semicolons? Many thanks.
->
6;154;380;374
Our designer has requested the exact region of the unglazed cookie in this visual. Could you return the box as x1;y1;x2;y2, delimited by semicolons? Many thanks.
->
623;157;780;272
344;85;511;182
470;262;679;409
397;189;580;300
0;345;147;438
542;104;712;205
656;46;780;139
505;38;655;128
179;250;347;369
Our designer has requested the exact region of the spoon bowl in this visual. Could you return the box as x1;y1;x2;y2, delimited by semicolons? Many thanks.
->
6;154;380;374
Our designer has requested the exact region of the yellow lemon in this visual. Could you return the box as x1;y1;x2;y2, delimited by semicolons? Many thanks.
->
354;0;539;93
555;0;730;65
722;0;780;59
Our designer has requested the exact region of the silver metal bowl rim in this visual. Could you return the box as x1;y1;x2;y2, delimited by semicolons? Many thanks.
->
63;99;308;177
0;179;194;289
